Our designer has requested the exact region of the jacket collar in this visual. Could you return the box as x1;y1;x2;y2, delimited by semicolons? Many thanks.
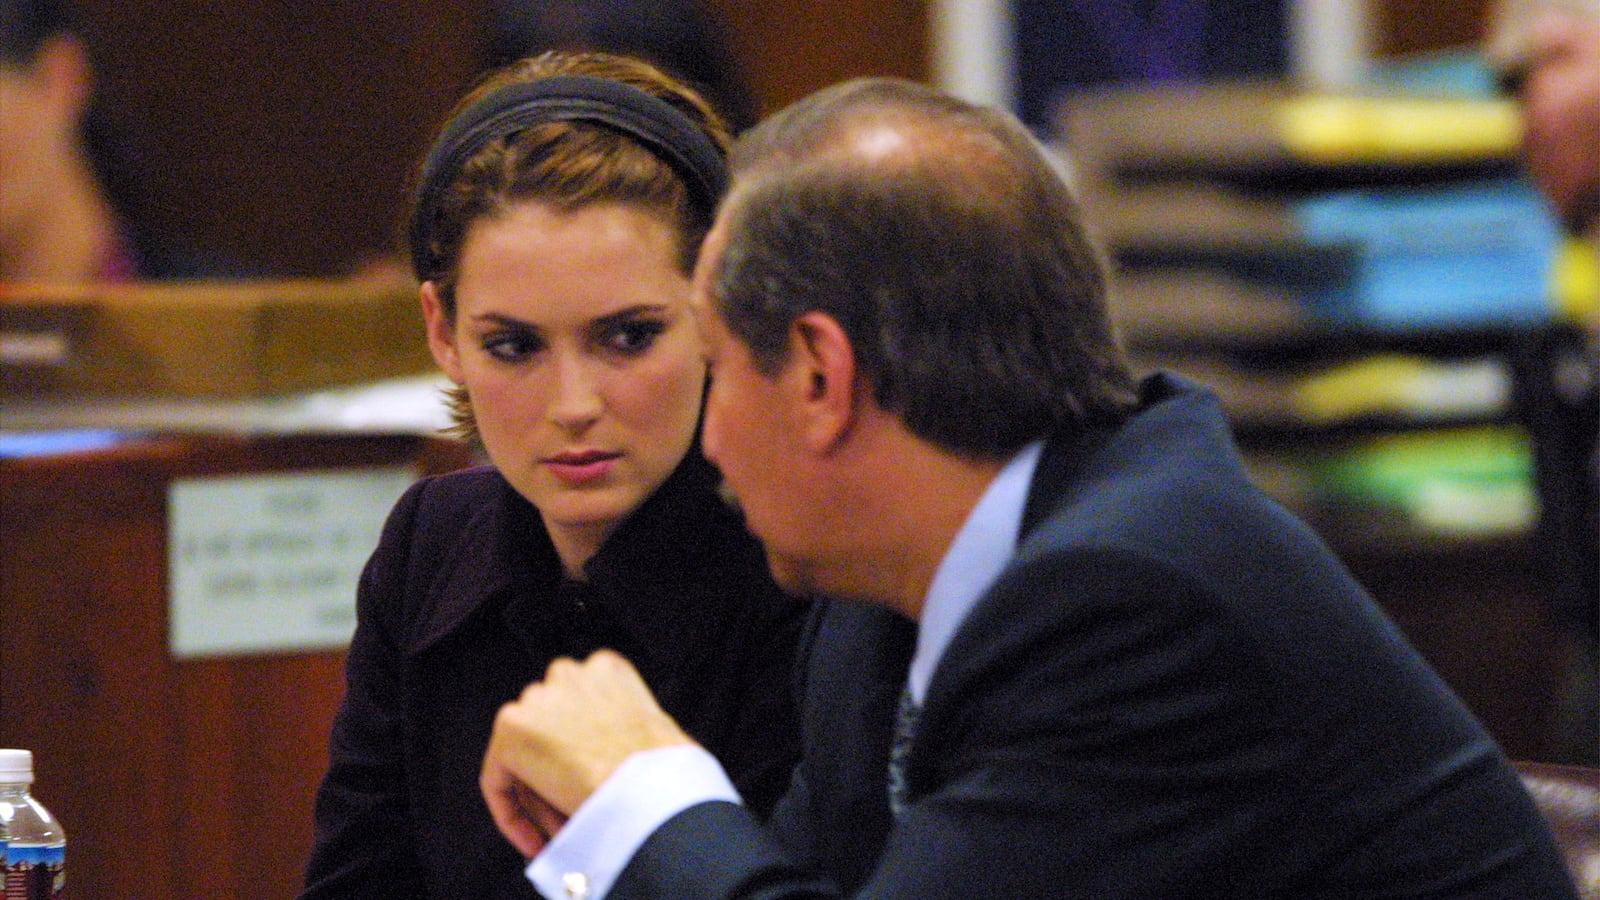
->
400;451;733;662
1019;372;1230;539
399;471;547;656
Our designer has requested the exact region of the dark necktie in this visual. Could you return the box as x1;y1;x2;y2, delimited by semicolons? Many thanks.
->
887;686;920;818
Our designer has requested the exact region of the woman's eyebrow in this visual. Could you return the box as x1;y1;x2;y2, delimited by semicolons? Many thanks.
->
468;312;540;329
591;304;670;329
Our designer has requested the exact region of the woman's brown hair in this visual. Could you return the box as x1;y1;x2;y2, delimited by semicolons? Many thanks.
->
408;50;732;442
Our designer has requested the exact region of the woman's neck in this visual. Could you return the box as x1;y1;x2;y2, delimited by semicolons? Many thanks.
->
546;520;617;582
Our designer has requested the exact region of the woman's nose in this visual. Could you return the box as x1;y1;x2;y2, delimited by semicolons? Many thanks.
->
547;353;604;428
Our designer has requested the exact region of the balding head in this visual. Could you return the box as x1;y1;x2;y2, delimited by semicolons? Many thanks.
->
705;78;1138;458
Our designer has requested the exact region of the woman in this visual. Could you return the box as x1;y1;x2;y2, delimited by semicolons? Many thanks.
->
301;51;807;898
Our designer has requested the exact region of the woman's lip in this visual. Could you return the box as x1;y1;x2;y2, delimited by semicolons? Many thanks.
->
543;451;620;484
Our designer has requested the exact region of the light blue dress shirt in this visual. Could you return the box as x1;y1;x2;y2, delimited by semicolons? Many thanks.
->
526;441;1044;899
908;440;1041;704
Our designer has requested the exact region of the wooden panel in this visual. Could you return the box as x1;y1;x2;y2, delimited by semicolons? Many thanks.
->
670;1;930;118
57;1;932;277
1373;0;1495;57
72;0;492;277
1;280;433;401
0;434;475;900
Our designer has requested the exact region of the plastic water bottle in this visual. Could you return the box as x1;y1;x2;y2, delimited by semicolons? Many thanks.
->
0;749;66;899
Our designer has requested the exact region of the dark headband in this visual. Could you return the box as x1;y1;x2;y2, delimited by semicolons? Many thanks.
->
409;74;728;282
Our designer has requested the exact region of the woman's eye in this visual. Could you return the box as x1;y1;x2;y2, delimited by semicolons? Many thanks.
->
604;320;666;356
483;331;542;362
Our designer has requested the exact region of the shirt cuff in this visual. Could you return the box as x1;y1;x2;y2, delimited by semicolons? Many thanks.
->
525;744;740;900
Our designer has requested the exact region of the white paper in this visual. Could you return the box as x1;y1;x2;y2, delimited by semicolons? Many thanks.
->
168;465;414;658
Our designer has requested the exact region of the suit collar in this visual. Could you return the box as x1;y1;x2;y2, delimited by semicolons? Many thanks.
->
1019;372;1221;539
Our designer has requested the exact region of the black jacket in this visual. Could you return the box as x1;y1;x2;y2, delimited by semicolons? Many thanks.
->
302;452;808;899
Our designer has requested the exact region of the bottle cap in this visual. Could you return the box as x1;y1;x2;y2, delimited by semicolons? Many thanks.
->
0;749;35;784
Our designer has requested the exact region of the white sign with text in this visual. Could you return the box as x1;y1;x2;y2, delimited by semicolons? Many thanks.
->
168;466;413;658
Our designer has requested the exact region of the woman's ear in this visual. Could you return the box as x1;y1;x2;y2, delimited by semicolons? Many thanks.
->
787;310;859;451
420;281;465;384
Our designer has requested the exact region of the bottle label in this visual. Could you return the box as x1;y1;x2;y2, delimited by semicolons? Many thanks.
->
4;844;64;900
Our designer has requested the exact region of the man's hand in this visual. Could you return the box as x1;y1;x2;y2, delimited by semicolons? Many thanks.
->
480;649;696;857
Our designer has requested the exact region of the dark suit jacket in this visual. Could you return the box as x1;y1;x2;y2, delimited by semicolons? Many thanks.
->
612;374;1579;899
301;453;808;899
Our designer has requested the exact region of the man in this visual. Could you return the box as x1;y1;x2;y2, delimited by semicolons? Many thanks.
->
480;78;1579;898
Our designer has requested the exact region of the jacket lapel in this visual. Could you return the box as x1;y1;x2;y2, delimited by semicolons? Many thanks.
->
398;473;555;658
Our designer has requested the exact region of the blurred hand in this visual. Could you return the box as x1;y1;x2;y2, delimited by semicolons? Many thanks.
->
480;650;696;857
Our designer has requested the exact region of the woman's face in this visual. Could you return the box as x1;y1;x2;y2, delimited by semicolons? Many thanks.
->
422;201;706;572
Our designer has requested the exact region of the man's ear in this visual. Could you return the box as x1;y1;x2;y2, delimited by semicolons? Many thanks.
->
420;281;465;384
787;310;859;451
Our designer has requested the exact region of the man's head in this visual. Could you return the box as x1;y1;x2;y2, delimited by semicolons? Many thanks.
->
692;78;1138;602
706;77;1137;459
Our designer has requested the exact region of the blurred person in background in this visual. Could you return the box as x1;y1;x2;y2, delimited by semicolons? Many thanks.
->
0;0;239;281
1490;0;1600;241
1013;0;1289;134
